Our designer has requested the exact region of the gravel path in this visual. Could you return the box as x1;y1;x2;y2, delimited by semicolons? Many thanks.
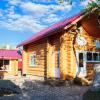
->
0;77;89;100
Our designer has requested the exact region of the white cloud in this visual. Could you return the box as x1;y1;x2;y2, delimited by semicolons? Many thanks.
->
21;2;73;16
20;1;74;25
0;12;3;17
80;0;99;7
80;0;89;7
8;0;22;5
0;0;74;33
44;14;61;24
0;14;46;33
7;13;21;19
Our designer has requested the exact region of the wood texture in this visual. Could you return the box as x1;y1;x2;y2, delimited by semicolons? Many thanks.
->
23;14;100;81
23;39;47;77
0;59;18;77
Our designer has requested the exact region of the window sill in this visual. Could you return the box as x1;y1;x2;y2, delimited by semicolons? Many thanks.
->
29;65;37;67
86;61;100;63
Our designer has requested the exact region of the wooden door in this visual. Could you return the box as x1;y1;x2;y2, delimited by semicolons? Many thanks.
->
52;51;60;78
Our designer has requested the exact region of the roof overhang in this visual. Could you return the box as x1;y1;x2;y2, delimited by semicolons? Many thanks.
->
64;8;98;30
17;8;98;47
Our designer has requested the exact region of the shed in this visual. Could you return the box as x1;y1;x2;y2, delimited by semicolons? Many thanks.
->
0;49;22;78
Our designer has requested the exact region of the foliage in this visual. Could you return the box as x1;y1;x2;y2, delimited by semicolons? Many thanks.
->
58;0;100;10
58;0;100;26
85;0;100;12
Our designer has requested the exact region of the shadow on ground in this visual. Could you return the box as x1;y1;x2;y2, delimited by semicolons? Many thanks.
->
0;80;22;96
0;79;89;100
83;89;100;100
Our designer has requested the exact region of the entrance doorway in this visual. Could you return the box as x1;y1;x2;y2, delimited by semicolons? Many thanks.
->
76;51;87;78
52;51;60;78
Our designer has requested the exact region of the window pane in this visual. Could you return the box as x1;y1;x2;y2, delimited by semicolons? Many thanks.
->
95;40;100;48
79;53;83;67
29;53;36;66
33;55;36;65
87;52;92;61
0;60;9;70
4;60;9;65
4;60;9;70
0;60;3;70
93;53;98;61
99;53;100;61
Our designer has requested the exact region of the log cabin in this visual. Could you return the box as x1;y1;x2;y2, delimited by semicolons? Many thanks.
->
18;8;100;82
0;49;22;78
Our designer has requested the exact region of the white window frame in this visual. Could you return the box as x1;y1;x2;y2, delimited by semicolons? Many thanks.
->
76;50;87;77
0;59;11;71
29;52;37;67
86;51;100;62
76;50;100;77
95;40;100;48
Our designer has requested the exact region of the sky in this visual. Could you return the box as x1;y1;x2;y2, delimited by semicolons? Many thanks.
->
0;0;89;46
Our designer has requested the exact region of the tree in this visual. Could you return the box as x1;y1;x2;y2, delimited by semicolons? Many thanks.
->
58;0;100;28
58;0;100;10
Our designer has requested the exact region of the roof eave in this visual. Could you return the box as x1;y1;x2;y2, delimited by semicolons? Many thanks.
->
18;8;99;47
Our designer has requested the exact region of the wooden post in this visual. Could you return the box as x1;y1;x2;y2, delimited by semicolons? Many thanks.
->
47;39;53;78
60;31;68;80
60;27;78;80
22;48;28;75
15;60;18;75
70;29;78;78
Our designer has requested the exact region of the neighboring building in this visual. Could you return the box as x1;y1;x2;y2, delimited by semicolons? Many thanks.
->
0;44;16;50
0;49;22;78
18;8;100;81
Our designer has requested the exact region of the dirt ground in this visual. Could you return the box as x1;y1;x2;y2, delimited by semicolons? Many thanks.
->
0;76;89;100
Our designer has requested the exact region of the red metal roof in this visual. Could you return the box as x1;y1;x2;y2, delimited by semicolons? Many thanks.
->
18;11;85;47
0;49;22;59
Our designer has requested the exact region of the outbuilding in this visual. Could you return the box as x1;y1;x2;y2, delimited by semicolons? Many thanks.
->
0;49;22;78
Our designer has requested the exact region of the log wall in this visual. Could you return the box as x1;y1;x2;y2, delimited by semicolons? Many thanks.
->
23;23;100;81
23;39;47;77
74;26;100;80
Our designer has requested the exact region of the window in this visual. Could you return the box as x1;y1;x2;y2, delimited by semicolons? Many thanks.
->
95;40;100;48
79;53;83;67
87;52;92;61
29;52;37;66
99;53;100;61
86;52;100;62
0;60;10;70
93;53;98;61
